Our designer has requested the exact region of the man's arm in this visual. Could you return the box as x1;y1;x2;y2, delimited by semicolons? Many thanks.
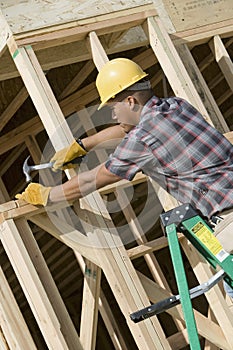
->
81;125;125;151
50;125;125;171
49;163;122;203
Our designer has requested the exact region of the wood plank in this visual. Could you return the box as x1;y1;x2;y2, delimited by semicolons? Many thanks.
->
73;107;124;349
127;234;183;260
0;33;149;82
78;105;169;346
14;5;157;50
14;217;82;349
1;1;154;34
0;327;8;350
88;31;108;69
175;43;229;133
58;61;95;100
210;35;233;92
147;16;214;125
162;0;233;33
0;11;12;56
80;261;101;350
80;191;172;350
29;212;100;266
7;42;74;151
0;219;80;349
0;87;28;132
171;19;233;46
0;266;37;349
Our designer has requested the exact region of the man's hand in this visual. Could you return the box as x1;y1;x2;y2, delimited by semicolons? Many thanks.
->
50;140;87;171
15;183;52;206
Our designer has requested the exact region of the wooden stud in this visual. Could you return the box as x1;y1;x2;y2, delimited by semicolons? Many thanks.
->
0;11;12;57
14;217;83;349
175;43;229;133
14;5;157;49
80;261;101;350
29;212;100;266
0;218;82;349
0;326;9;350
88;32;109;68
7;40;74;151
147;16;214;125
79;190;171;350
210;35;233;92
0;87;28;133
171;19;233;46
0;266;37;349
58;60;95;100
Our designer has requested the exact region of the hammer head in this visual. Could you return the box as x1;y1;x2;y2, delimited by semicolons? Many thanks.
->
23;156;32;183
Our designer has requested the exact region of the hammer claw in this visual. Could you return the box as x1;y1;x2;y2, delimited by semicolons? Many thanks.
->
23;156;54;183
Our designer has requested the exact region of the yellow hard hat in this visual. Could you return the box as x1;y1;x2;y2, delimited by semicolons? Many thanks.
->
96;58;148;109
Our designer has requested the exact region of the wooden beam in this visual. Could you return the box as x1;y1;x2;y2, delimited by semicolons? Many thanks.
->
88;32;108;68
209;35;233;92
32;204;128;349
127;234;182;260
0;266;37;349
175;43;229;133
7;41;74;151
0;87;28;132
29;212;100;266
80;261;101;350
0;218;83;349
0;327;8;350
58;60;95;100
147;16;214;125
0;10;12;56
79;191;171;350
171;19;233;46
14;217;83;349
0;33;149;82
14;5;156;50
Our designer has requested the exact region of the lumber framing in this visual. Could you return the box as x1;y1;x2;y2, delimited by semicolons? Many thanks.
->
0;1;232;349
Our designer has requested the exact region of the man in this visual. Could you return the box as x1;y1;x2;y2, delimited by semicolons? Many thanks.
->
16;58;233;296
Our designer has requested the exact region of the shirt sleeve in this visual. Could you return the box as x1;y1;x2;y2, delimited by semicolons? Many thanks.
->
105;133;154;180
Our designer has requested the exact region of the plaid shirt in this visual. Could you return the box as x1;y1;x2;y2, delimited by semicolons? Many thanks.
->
105;96;233;218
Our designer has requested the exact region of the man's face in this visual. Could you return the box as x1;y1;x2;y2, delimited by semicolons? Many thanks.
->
108;96;140;133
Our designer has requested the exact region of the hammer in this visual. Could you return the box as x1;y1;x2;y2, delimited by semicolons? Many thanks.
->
23;155;85;182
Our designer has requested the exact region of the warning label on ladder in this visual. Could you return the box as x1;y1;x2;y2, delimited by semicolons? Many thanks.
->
192;222;229;262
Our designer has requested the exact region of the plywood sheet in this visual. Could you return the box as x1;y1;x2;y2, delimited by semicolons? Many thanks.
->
163;0;233;32
0;0;152;34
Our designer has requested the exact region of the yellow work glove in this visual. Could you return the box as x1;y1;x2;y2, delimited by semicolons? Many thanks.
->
50;139;87;171
15;183;52;206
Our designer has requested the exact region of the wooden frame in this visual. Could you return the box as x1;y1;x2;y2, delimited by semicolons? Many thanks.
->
0;2;232;349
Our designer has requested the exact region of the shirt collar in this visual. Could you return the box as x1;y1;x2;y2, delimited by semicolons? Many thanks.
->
140;95;161;118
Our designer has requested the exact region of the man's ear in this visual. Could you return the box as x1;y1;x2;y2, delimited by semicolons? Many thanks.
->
127;96;139;111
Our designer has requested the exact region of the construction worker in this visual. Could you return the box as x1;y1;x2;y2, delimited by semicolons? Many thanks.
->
16;58;233;297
